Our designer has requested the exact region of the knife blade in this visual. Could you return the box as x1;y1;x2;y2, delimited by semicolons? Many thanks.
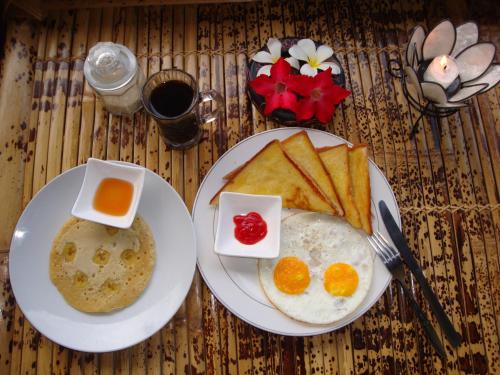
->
379;200;462;348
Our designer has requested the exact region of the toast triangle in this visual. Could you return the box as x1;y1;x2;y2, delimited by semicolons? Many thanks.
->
210;140;335;214
318;144;362;229
348;144;372;234
281;130;344;216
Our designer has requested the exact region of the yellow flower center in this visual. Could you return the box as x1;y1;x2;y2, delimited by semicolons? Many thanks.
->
271;56;280;64
308;57;320;68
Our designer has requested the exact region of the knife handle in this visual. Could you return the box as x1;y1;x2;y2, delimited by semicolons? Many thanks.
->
397;280;447;359
412;266;462;347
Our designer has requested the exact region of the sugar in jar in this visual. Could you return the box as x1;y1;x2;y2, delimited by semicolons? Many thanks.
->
84;42;145;115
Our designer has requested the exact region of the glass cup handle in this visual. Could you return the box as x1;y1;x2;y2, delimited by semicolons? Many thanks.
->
199;90;224;124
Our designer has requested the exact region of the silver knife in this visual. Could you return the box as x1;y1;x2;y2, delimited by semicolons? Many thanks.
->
379;200;462;348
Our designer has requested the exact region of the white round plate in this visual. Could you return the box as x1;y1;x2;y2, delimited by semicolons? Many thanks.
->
9;163;197;352
193;128;401;336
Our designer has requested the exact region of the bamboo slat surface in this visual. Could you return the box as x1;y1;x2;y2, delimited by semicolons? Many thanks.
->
0;0;499;374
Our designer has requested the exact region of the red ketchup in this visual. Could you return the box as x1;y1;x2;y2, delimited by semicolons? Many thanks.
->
233;212;268;245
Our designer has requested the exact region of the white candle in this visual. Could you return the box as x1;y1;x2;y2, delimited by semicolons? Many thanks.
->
423;55;459;89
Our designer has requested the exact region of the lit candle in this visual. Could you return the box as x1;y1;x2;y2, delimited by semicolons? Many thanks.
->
423;55;459;89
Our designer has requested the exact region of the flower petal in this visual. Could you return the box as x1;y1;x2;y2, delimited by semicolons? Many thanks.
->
456;42;496;82
462;64;500;94
318;62;341;74
448;83;487;103
434;102;468;109
451;22;478;57
406;25;425;67
252;51;273;63
315;99;336;123
288;45;308;61
279;91;298;112
263;91;298;115
270;58;292;80
263;94;282;115
248;74;275;96
404;66;424;103
316;45;333;63
421;81;447;103
300;63;318;76
296;98;315;121
287;74;315;96
325;85;351;104
256;64;272;77
312;68;333;90
267;37;282;59
297;39;317;58
285;57;300;70
422;20;455;60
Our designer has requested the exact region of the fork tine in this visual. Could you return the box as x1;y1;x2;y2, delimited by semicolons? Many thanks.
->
373;231;391;247
367;237;389;262
371;235;392;261
375;232;400;260
373;232;398;258
366;237;378;253
372;234;400;265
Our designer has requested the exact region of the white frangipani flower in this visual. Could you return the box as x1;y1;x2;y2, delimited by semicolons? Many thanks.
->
252;37;300;76
289;39;341;76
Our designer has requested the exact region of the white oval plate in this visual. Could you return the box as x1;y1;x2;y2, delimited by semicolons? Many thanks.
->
9;162;197;352
193;128;401;336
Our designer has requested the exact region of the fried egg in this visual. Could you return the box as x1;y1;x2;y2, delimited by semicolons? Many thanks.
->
258;212;374;324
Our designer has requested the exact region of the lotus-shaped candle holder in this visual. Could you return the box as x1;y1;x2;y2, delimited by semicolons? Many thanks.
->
392;20;499;141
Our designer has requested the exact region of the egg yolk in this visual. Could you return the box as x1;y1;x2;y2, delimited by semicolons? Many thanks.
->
324;263;359;297
273;256;310;294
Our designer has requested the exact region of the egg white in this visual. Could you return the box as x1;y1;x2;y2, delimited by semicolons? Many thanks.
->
258;212;374;324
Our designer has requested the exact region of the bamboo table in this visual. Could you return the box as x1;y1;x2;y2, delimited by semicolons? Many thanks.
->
0;1;499;374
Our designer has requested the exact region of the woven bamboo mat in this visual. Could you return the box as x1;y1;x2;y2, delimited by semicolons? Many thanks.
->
0;0;499;374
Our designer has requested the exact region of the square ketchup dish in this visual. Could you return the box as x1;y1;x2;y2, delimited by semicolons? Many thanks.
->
214;192;281;258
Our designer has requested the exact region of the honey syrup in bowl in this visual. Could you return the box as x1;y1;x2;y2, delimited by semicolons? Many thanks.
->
71;158;145;228
93;177;134;216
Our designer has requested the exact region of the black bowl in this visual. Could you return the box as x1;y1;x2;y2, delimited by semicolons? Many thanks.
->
247;37;346;127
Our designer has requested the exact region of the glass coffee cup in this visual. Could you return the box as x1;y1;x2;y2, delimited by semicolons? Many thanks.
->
142;69;223;149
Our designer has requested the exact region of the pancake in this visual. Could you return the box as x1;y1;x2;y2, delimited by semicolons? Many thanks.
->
50;216;155;313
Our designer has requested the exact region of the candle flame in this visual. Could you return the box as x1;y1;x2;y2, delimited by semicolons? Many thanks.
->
439;55;448;71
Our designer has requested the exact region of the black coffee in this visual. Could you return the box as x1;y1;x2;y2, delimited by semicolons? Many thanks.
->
150;80;194;117
148;80;200;147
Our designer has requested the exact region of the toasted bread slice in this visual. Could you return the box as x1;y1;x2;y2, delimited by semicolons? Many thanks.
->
348;145;372;234
318;144;362;229
210;140;335;214
281;131;344;216
223;165;244;181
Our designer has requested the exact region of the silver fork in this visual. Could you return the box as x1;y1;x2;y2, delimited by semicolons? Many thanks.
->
368;232;447;358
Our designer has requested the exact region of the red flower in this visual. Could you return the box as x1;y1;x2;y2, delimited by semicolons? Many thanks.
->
289;68;351;123
249;58;298;115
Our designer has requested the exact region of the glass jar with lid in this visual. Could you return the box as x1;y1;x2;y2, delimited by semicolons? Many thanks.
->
84;42;145;115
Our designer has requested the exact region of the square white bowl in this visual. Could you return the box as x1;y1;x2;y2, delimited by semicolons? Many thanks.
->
214;192;282;258
71;158;145;228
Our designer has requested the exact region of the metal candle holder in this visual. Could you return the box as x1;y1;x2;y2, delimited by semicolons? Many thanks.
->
389;20;499;147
